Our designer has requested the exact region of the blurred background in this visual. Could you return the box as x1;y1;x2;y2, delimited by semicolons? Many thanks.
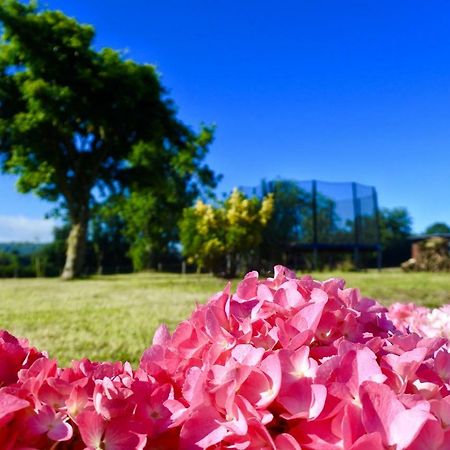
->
0;0;449;279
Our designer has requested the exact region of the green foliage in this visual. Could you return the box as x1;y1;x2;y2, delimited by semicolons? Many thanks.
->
33;219;132;276
425;222;450;235
0;242;44;255
34;225;70;276
114;128;217;271
0;0;217;278
118;191;170;271
90;205;132;274
0;250;19;276
180;189;273;276
0;226;72;278
0;247;39;277
259;180;363;270
261;181;309;245
379;207;413;266
379;207;412;242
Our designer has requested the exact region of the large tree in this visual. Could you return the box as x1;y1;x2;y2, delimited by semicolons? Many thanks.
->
0;0;217;278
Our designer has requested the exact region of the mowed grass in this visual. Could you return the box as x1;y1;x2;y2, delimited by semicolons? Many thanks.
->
0;270;448;367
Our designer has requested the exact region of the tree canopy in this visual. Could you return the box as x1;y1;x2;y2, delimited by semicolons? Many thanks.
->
379;207;413;266
0;0;217;278
425;222;450;235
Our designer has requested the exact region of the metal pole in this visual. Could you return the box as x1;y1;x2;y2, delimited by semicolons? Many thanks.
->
373;187;382;271
352;182;360;270
312;180;318;270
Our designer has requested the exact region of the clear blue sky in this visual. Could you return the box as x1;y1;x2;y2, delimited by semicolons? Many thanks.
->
1;0;449;241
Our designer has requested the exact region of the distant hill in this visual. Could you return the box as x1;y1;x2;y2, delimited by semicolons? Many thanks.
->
0;242;47;255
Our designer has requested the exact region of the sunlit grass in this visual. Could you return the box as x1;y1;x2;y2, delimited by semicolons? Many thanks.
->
0;270;448;367
309;269;450;308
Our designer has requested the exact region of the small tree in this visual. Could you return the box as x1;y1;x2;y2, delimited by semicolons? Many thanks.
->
180;189;273;276
0;0;216;279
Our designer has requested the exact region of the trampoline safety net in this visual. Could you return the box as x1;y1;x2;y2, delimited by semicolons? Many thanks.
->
240;180;381;258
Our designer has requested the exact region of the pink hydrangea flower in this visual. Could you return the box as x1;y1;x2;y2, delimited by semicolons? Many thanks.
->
0;266;449;449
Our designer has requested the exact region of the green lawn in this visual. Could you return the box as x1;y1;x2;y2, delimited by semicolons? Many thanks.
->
0;270;448;367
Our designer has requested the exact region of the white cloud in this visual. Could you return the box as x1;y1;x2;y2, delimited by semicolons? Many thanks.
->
0;215;56;243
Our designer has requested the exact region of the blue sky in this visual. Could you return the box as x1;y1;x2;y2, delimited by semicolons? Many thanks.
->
1;0;449;241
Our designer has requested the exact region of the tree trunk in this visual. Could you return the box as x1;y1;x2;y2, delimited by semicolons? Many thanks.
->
226;253;237;278
61;217;88;280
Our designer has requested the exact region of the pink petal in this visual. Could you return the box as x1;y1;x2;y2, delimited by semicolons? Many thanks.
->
388;407;431;449
77;410;105;448
152;324;171;346
405;418;444;450
290;293;327;334
236;273;258;299
47;419;73;441
395;347;428;380
354;348;386;386
232;345;265;366
180;407;228;449
279;379;326;420
0;392;29;422
259;353;281;406
66;385;88;418
349;432;383;450
360;381;404;445
342;403;365;448
104;418;147;450
182;366;205;405
274;433;302;450
220;401;248;436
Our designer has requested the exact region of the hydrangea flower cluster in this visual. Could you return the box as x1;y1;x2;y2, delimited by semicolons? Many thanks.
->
389;302;450;340
1;266;450;449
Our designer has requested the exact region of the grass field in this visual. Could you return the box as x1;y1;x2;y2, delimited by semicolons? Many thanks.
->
0;270;449;367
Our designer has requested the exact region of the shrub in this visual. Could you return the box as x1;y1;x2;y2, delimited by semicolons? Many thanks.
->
180;189;273;276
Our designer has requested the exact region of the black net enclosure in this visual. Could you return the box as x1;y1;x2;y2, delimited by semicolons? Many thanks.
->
240;180;382;270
